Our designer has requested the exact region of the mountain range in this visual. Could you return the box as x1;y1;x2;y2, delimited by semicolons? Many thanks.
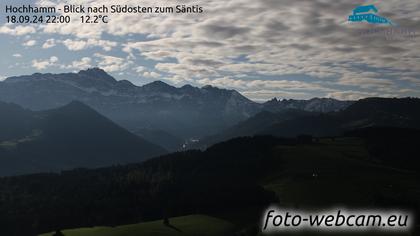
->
196;97;420;147
1;93;418;176
0;101;165;176
1;69;420;234
0;68;257;140
1;68;419;152
263;97;353;113
0;68;352;150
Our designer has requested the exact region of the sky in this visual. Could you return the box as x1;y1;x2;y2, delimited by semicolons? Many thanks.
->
0;0;419;101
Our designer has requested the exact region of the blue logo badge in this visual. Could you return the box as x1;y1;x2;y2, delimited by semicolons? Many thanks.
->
348;5;393;25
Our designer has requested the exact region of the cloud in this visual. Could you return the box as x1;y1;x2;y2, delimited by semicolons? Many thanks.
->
242;90;310;101
94;53;133;72
134;66;147;73
143;71;161;79
198;23;250;39
155;62;219;78
0;25;36;36
326;91;390;100
134;66;161;79
42;39;57;49
32;56;59;70
196;76;332;92
23;40;37;47
61;57;92;70
62;39;117;51
400;76;420;85
1;0;419;100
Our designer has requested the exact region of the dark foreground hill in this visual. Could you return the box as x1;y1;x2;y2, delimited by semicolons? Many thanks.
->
345;126;420;171
0;136;284;235
1;132;419;235
0;101;166;176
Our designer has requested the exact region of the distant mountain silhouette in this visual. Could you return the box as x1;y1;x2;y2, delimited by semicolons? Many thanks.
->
131;128;184;151
262;97;353;113
339;97;420;128
0;101;166;176
0;68;259;139
197;109;315;148
0;102;36;141
196;97;420;146
263;97;420;136
0;69;352;141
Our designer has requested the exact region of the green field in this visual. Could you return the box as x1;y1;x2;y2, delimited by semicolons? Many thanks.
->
39;215;234;236
262;138;420;208
259;138;419;235
0;129;42;150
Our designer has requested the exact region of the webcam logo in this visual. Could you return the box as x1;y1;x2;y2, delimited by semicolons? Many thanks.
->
348;5;393;25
